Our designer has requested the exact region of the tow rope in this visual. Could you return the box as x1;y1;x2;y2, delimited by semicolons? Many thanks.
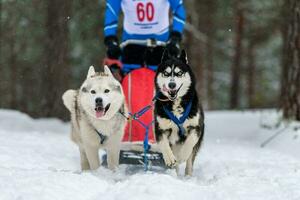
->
127;105;154;171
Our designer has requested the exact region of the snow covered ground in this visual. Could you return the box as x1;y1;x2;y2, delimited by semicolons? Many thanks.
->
0;109;300;200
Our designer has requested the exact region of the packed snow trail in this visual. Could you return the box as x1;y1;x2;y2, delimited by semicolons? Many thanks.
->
0;109;300;200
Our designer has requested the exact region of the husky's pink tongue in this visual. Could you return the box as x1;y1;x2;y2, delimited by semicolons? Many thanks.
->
96;110;105;118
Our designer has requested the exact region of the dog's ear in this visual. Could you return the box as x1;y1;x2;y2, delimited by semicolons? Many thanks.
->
161;49;170;63
104;65;120;85
87;66;96;78
179;50;188;64
103;65;113;77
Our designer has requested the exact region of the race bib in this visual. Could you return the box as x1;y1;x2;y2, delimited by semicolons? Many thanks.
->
121;0;170;35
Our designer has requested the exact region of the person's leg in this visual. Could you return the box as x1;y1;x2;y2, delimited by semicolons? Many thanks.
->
145;46;165;67
121;44;146;73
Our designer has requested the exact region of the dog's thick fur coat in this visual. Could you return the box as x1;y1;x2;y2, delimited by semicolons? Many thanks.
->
62;66;127;171
154;50;204;176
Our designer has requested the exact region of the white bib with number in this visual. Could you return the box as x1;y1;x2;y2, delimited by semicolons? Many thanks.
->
121;0;170;35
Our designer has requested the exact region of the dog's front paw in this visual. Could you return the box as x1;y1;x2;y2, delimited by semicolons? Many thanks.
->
164;151;177;168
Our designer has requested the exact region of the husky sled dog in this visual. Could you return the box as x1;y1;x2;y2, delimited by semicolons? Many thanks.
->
62;66;127;171
154;50;204;176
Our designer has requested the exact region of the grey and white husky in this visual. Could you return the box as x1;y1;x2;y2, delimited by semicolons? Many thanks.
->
154;50;205;176
62;66;127;171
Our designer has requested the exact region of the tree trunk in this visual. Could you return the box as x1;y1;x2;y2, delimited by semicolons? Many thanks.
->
280;0;290;107
41;0;71;118
282;0;300;121
0;0;2;61
0;0;3;107
185;0;205;103
280;25;289;107
230;0;244;109
246;41;256;108
8;10;18;109
205;0;216;110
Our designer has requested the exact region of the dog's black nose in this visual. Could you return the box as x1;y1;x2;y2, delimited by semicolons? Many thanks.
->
168;82;176;90
95;98;103;104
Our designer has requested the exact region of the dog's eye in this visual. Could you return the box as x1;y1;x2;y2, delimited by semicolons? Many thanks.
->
176;71;184;77
104;89;110;93
91;90;96;94
162;71;170;77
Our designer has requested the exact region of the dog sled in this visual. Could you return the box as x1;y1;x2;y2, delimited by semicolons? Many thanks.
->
104;39;167;170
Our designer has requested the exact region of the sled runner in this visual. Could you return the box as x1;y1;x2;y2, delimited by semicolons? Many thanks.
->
104;39;166;170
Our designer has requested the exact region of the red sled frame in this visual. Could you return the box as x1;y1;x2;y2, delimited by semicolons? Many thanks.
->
105;39;167;170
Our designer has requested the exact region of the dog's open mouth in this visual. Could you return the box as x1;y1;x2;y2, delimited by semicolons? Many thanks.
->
95;103;110;118
168;90;177;100
162;84;183;101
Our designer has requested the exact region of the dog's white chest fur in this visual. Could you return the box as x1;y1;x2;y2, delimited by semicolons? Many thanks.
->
89;114;123;136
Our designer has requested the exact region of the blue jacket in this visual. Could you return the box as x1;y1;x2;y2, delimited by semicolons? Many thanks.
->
104;0;186;42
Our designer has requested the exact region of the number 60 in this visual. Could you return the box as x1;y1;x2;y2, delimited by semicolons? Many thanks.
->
136;2;154;22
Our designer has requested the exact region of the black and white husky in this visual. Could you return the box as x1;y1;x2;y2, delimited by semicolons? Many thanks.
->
154;50;204;176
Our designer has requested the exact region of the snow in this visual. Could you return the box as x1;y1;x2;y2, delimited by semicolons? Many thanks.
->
0;109;300;200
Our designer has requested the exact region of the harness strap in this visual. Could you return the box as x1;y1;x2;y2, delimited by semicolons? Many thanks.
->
127;104;155;171
95;129;107;144
119;110;130;120
163;100;193;137
133;105;152;119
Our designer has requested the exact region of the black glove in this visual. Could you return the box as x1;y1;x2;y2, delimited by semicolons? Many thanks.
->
166;31;182;57
104;35;121;59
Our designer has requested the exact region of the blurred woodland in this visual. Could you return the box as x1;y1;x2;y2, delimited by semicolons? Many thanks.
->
0;0;299;120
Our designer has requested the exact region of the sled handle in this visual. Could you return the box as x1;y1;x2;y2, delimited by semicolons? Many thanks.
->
120;39;166;49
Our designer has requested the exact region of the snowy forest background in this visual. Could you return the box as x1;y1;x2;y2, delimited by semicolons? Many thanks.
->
0;0;299;121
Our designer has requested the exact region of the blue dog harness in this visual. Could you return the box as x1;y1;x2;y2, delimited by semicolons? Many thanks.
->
127;104;154;171
163;100;193;137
